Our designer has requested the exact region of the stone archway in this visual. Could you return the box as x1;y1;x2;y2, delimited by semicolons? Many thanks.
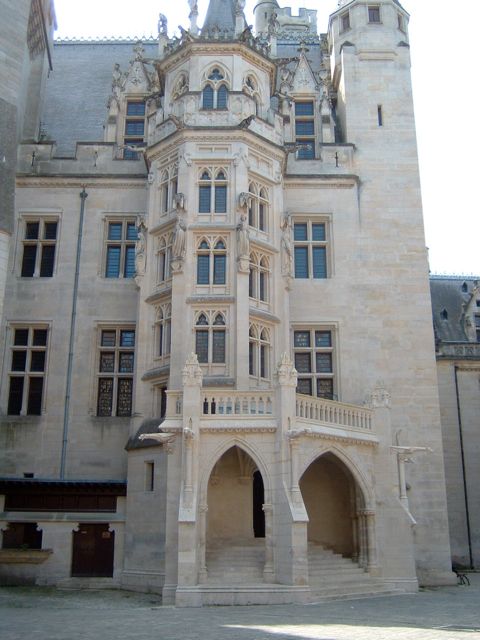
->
299;452;362;558
202;445;268;584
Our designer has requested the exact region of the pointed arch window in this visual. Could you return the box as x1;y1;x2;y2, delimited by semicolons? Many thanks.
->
247;182;269;231
195;311;226;364
198;168;228;216
249;252;270;304
156;232;173;284
159;165;178;214
201;68;229;110
155;303;171;358
249;324;271;380
196;238;227;286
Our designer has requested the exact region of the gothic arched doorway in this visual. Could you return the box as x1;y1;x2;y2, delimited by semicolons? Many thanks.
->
202;445;267;584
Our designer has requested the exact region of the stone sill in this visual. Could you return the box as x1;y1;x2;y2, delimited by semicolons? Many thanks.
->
0;549;52;564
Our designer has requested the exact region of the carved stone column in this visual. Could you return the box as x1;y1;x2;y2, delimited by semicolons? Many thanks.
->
177;354;203;588
351;514;359;563
198;503;208;582
262;503;274;583
357;511;367;568
363;509;379;570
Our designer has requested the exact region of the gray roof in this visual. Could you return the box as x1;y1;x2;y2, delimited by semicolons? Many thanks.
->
430;276;478;343
201;0;237;37
41;41;158;156
125;418;165;450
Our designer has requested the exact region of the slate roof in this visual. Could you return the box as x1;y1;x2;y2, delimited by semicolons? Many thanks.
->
430;276;478;343
201;0;236;37
41;41;157;156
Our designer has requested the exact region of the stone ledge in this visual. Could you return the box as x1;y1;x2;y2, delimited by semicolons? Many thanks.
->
0;549;52;564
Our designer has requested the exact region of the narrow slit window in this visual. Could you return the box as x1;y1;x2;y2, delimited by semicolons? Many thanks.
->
377;105;383;127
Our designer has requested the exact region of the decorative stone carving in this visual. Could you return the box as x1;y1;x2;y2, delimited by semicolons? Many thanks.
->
238;192;252;210
174;192;186;211
236;212;250;257
188;0;199;35
276;352;298;387
367;381;391;408
172;73;189;100
138;432;176;453
182;353;203;387
134;218;147;278
280;212;293;280
158;14;168;36
172;216;187;261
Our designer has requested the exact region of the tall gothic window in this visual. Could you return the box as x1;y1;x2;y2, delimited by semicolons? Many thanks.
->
196;238;227;286
97;327;135;417
202;68;229;109
198;169;228;216
247;182;269;232
195;312;226;364
249;324;271;380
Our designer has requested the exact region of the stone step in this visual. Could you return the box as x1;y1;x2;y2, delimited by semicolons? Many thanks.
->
309;573;379;586
310;582;397;597
309;588;403;603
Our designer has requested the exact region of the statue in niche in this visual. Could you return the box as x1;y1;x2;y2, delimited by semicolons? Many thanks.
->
236;212;250;258
172;216;187;260
135;220;147;276
280;212;293;277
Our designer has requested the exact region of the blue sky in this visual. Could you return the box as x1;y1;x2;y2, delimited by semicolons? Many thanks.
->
53;0;479;276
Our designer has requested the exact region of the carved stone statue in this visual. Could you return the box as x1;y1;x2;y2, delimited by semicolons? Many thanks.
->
174;192;185;211
172;216;187;260
280;212;293;277
158;13;168;36
236;212;250;258
135;220;147;276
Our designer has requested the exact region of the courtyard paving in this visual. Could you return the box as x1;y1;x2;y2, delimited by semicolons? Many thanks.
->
0;574;479;640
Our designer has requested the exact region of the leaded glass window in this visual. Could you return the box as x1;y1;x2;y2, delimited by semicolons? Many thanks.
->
293;328;335;399
97;327;135;416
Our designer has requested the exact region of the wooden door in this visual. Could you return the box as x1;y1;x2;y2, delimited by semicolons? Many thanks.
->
71;523;114;577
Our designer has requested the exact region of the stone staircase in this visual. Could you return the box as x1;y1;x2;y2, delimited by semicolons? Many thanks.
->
204;537;265;584
307;542;400;601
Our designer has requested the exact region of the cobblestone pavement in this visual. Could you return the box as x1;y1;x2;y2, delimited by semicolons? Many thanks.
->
0;575;479;640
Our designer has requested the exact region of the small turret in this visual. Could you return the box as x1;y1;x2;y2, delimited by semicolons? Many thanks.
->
253;0;279;36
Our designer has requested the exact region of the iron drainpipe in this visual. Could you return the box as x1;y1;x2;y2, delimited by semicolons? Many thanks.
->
60;187;88;479
453;364;474;569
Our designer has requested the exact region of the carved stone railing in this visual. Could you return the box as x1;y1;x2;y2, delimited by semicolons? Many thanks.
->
437;342;480;359
295;393;373;432
202;392;274;416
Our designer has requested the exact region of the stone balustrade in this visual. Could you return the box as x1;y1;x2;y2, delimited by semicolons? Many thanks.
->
295;393;373;432
201;392;274;416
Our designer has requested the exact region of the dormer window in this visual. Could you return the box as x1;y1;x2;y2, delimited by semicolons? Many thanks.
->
202;68;228;110
295;101;315;160
124;100;145;159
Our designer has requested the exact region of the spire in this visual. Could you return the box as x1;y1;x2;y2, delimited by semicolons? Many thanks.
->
201;0;240;38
